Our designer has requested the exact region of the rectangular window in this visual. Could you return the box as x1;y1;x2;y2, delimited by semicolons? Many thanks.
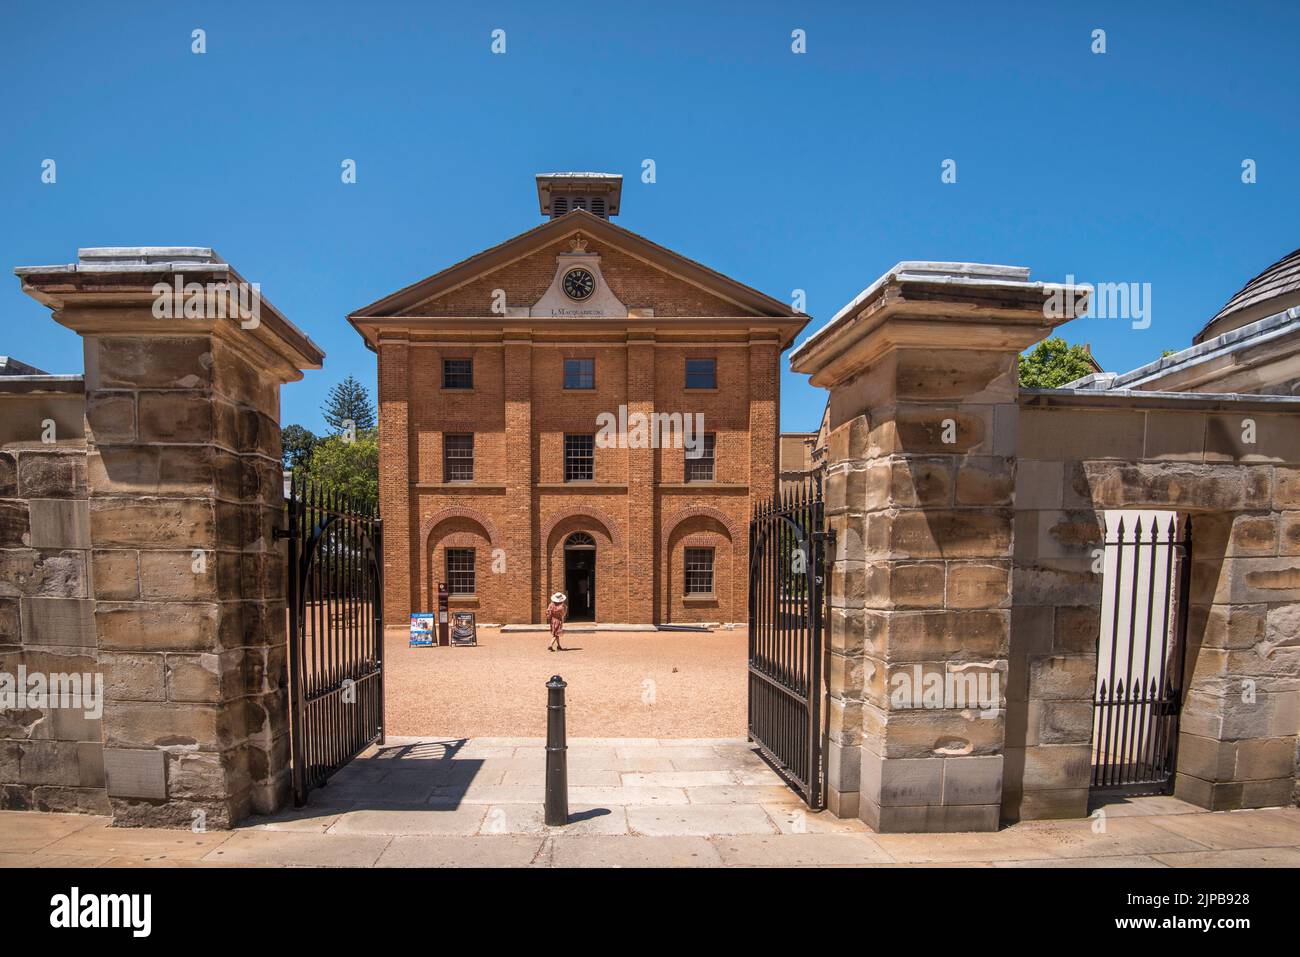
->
446;548;476;595
442;358;473;389
684;547;715;595
443;433;474;482
685;432;716;483
564;357;595;390
564;433;595;482
685;357;717;389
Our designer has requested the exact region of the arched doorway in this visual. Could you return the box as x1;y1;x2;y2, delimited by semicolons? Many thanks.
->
563;531;596;621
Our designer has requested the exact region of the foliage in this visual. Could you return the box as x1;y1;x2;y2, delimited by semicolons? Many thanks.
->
303;430;379;504
281;424;318;470
1018;337;1099;388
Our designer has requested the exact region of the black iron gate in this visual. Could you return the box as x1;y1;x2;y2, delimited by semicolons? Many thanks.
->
748;477;830;809
283;471;384;805
1090;513;1191;795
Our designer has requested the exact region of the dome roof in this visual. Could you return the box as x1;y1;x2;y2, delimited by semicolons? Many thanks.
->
1195;246;1300;343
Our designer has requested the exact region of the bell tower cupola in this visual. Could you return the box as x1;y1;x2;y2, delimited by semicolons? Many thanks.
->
535;172;622;220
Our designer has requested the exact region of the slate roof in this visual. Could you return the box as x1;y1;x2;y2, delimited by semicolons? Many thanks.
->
1196;246;1300;342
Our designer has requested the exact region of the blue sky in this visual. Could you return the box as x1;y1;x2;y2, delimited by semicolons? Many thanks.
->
3;1;1296;432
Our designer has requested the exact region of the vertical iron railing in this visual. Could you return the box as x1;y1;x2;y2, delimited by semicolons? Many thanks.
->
284;471;384;806
747;475;830;809
1090;513;1190;795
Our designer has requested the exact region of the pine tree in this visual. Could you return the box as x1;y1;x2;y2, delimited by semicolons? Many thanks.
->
321;375;376;433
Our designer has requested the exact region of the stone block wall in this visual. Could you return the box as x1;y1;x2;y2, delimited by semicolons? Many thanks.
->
823;348;1020;831
795;262;1300;831
792;265;1075;833
6;248;323;828
0;389;107;813
84;332;291;827
1007;396;1300;820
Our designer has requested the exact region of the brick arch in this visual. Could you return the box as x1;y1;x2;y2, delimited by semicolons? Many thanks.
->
662;505;740;542
541;506;622;550
420;507;501;550
661;507;744;625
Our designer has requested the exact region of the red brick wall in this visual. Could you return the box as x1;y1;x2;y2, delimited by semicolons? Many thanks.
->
377;241;784;625
398;237;750;318
377;340;411;623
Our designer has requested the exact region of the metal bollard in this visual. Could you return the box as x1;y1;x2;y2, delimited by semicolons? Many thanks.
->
544;675;569;826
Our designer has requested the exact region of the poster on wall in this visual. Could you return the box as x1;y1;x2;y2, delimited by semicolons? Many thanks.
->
409;613;436;647
450;611;478;646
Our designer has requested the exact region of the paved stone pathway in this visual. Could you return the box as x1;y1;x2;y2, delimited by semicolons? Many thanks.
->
3;737;1299;867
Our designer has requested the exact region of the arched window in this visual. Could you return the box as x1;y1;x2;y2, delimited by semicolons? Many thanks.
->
565;531;596;549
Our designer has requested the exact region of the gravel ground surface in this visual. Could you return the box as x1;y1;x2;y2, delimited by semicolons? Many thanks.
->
383;626;747;739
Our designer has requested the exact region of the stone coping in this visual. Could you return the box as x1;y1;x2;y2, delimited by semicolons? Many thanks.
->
0;374;84;394
14;246;324;371
792;261;1090;369
790;263;1090;388
1067;305;1300;392
1020;386;1300;412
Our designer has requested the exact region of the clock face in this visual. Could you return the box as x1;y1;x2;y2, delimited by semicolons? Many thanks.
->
562;267;596;301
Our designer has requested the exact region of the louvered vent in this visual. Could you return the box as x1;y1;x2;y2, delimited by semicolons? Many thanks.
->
548;195;612;219
537;174;622;220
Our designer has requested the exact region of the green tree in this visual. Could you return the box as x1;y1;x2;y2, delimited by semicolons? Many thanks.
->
281;424;318;470
1018;337;1099;388
322;375;376;433
304;430;379;503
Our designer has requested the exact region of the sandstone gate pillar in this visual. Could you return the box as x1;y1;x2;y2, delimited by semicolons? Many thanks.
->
791;263;1084;831
17;248;323;827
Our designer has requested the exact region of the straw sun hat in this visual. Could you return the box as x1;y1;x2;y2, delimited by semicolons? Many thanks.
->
551;592;567;603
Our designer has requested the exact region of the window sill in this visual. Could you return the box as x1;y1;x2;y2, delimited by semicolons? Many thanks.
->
683;387;719;393
414;483;507;491
448;594;479;605
683;594;717;603
659;482;746;490
439;387;475;393
536;482;628;491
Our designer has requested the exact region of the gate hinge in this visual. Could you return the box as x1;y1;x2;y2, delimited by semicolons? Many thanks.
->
812;529;836;543
272;527;291;541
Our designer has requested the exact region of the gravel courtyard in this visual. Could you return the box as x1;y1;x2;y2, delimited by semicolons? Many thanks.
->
382;626;748;739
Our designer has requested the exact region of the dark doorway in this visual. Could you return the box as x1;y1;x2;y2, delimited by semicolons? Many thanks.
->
564;532;596;622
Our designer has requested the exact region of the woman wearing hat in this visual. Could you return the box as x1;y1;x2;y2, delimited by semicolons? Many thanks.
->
546;592;568;652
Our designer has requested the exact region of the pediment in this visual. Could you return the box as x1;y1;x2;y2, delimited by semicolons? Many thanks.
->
349;210;804;322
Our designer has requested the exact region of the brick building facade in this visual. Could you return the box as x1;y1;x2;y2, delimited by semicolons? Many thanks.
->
349;175;808;626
